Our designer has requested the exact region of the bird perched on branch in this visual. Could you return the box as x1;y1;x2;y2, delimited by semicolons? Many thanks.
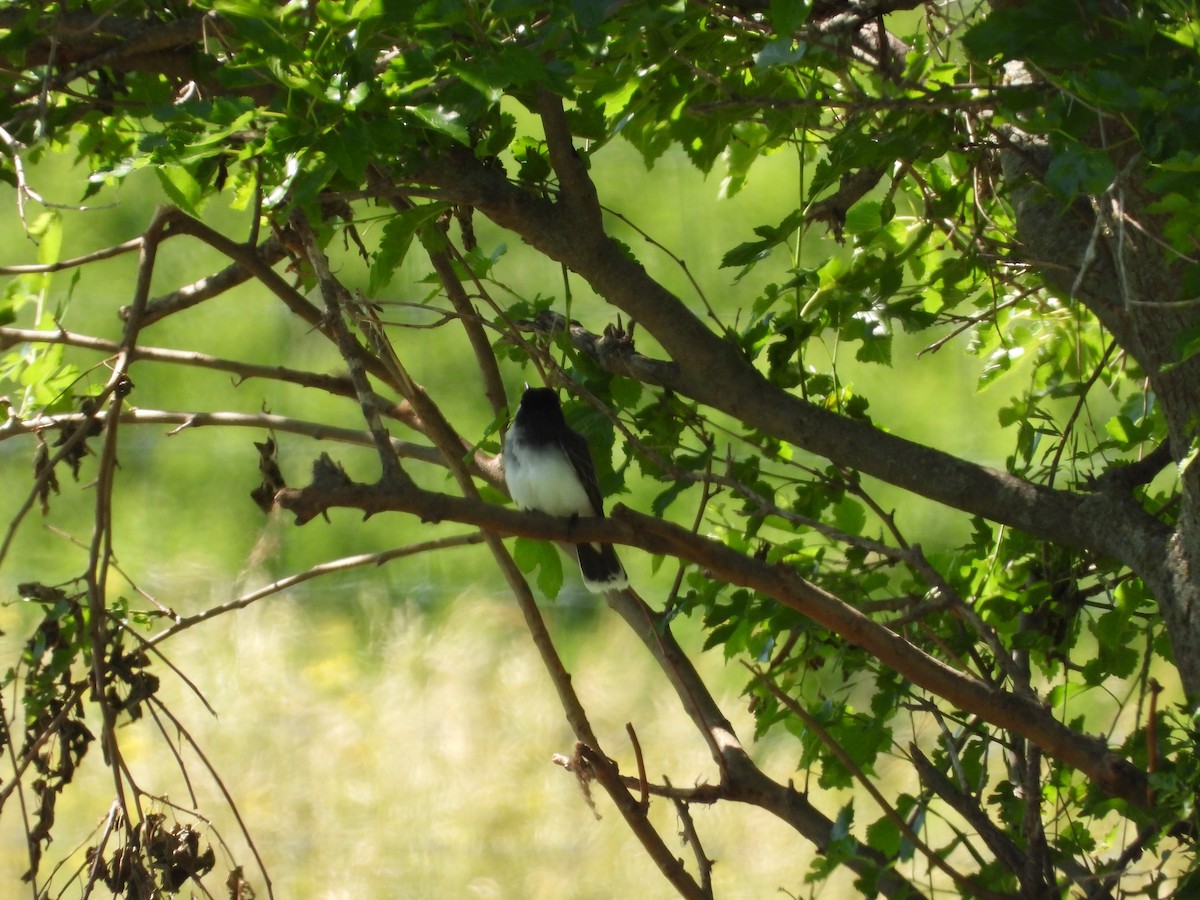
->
503;387;627;593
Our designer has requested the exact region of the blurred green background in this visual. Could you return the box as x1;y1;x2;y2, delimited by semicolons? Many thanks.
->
0;133;1018;896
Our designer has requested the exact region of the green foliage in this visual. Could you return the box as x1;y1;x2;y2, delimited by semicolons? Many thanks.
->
513;535;565;598
1;0;1199;896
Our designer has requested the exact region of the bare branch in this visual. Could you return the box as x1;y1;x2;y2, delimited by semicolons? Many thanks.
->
411;146;1175;583
664;775;713;899
0;326;354;397
295;213;410;484
0;236;143;274
272;469;1153;810
148;535;484;645
145;696;276;899
125;233;290;327
0;407;442;466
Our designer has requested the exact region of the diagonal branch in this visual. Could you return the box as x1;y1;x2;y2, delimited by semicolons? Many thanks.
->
294;213;409;485
147;536;484;644
287;224;710;898
271;470;1154;812
408;146;1175;582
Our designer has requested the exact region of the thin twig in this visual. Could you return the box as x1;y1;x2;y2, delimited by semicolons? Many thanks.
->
0;236;145;273
0;325;357;396
144;700;201;807
80;799;122;900
146;696;275;900
1;407;446;468
294;213;410;484
664;775;714;899
626;722;649;812
147;535;484;646
82;205;174;864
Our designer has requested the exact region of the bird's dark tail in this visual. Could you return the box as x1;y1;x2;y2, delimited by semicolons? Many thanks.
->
576;541;627;593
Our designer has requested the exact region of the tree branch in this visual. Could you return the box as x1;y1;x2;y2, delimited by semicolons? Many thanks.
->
148;535;484;644
0;407;444;466
538;87;604;234
0;326;355;398
122;233;290;327
603;586;922;897
271;467;1155;811
408;147;1175;581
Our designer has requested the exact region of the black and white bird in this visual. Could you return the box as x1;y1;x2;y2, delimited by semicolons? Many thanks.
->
503;387;627;593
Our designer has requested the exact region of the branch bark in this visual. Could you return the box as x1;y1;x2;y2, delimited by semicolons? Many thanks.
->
410;146;1175;583
272;468;1154;812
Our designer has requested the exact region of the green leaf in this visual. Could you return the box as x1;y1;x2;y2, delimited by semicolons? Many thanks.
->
830;497;866;535
720;121;769;198
29;211;62;266
842;201;883;236
479;112;518;157
720;209;805;275
536;549;565;598
846;310;892;365
1104;414;1151;448
1174;322;1200;366
406;104;470;145
369;205;443;294
321;120;372;182
513;137;552;183
454;46;546;100
768;0;811;34
978;345;1025;390
865;814;901;858
512;537;564;599
156;165;205;215
19;343;81;412
1045;146;1117;198
651;481;690;516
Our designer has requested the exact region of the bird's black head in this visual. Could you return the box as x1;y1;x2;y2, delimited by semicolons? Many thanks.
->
512;387;569;442
517;387;565;420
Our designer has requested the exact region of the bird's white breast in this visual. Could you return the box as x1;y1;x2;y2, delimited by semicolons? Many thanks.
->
504;433;595;517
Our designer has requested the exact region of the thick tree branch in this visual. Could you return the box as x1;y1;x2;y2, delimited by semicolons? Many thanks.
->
995;63;1200;697
538;88;604;233
409;147;1175;584
272;468;1154;812
0;10;220;111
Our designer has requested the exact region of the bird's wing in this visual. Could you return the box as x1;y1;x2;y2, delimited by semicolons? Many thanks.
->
559;429;606;516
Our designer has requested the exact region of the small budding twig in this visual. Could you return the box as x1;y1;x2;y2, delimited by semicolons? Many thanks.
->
665;775;714;898
1147;677;1162;803
626;722;650;813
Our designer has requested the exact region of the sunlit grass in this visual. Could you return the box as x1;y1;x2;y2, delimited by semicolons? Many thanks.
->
0;572;843;898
